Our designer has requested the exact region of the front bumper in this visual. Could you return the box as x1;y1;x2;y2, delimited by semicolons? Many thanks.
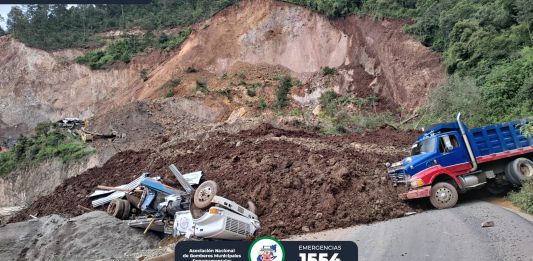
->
399;186;431;200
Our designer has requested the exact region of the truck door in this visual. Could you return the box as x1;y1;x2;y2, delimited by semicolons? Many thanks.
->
437;134;471;174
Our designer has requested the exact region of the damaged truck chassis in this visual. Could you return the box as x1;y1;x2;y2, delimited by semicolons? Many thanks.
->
89;164;260;240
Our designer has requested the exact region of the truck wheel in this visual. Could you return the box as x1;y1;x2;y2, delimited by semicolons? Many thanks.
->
509;158;533;183
107;199;125;219
486;180;510;196
429;182;458;209
194;180;218;209
121;199;131;220
505;163;521;186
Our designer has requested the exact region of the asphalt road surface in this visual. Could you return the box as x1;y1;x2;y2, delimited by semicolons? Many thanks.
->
290;201;533;261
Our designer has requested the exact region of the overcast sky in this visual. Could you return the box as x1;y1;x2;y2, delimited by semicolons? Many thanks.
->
0;5;16;29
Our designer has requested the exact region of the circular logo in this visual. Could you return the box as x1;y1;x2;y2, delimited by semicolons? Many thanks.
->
248;236;285;261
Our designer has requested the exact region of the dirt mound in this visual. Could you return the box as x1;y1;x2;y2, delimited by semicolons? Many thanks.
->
0;211;159;260
11;125;418;237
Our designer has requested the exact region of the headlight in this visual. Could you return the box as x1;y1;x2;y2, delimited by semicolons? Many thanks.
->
391;161;402;168
410;179;424;188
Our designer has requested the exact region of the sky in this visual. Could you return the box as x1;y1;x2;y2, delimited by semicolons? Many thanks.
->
0;5;16;29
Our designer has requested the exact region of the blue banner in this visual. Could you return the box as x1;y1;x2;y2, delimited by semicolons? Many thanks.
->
175;238;358;261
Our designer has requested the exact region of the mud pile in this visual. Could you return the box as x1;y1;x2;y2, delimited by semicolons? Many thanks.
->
0;211;159;260
12;125;419;237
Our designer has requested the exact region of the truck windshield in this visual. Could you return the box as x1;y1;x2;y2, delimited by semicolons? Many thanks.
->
411;138;436;156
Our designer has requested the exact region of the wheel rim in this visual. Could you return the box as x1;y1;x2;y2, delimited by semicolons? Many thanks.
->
197;186;213;203
435;187;452;203
519;163;533;178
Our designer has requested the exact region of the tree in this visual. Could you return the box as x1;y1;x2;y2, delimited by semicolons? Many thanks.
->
0;14;5;36
7;6;27;38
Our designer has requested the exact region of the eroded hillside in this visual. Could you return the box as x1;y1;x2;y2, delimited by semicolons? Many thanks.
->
0;0;445;146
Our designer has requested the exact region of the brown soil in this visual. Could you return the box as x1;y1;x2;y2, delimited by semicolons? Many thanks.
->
11;125;419;237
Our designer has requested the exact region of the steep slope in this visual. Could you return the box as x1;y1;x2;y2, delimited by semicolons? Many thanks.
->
0;0;445;145
0;36;165;144
130;0;445;109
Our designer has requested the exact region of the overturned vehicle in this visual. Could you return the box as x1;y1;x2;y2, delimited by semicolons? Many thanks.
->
88;164;260;240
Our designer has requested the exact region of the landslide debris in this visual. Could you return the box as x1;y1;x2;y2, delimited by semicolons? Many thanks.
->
0;211;159;261
11;125;418;237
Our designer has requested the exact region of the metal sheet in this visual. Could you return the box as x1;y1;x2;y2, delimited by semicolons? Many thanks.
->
169;164;194;193
91;173;147;207
183;171;202;185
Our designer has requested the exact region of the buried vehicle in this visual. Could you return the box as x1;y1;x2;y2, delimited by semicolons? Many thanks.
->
388;113;533;209
90;164;260;240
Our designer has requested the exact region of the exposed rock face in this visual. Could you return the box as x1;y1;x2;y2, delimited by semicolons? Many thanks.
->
0;155;100;207
135;0;444;108
0;0;445;142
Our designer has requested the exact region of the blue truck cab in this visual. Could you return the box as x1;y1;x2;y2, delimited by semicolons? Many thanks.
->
388;113;533;209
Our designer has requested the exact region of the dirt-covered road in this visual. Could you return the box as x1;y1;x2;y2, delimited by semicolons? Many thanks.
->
290;200;533;261
10;124;421;237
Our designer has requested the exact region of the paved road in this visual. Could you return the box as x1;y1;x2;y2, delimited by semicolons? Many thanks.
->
290;201;533;261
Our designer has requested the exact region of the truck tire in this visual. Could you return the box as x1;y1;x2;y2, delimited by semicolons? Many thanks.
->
505;163;521;186
121;199;131;220
429;182;458;209
486;180;510;196
194;180;218;209
509;158;533;183
107;199;125;219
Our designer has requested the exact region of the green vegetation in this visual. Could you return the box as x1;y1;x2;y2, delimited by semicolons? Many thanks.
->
319;90;338;117
0;122;94;176
290;108;304;117
5;1;236;50
520;121;533;137
321;66;337;76
508;181;533;214
161;77;181;98
258;97;268;109
246;82;262;97
0;14;6;36
196;79;208;93
75;28;191;69
316;90;391;134
275;76;295;109
286;0;533;127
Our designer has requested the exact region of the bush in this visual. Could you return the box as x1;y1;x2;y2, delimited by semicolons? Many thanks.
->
258;97;268;109
520;121;533;137
246;82;262;97
196;79;208;93
0;122;94;176
161;77;181;97
275;76;294;109
322;66;337;76
419;75;486;127
76;29;192;70
290;108;304;117
185;66;198;73
508;181;533;214
319;90;338;117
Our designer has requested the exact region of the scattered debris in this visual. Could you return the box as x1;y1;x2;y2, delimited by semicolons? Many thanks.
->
404;212;417;216
481;221;495;227
56;118;85;129
88;164;260;240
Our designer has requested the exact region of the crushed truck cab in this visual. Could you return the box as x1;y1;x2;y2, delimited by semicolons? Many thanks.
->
388;113;533;209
